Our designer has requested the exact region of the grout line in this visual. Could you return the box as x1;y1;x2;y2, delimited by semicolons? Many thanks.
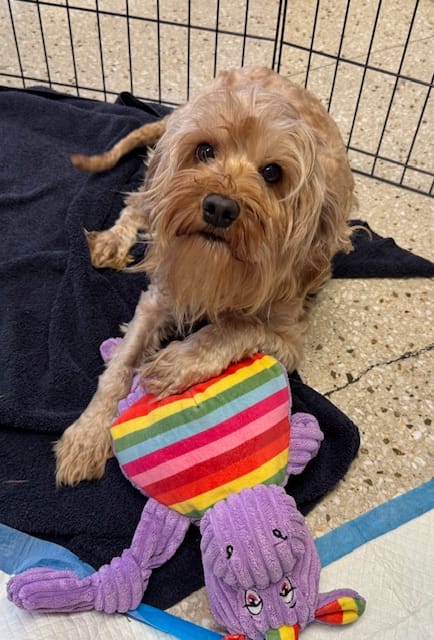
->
324;342;434;397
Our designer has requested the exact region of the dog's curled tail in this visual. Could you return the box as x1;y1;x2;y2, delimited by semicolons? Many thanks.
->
71;116;168;172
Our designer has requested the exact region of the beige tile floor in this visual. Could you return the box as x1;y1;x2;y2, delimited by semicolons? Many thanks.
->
1;0;433;633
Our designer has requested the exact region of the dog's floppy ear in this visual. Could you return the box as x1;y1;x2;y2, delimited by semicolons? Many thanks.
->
143;142;166;186
318;181;354;256
293;149;354;298
310;130;353;254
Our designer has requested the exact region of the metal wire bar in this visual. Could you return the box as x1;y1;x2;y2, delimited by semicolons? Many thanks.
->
213;0;221;77
271;0;286;72
1;71;179;105
125;0;133;95
7;0;25;88
156;0;162;102
186;0;191;99
305;0;320;88
352;167;433;197
35;1;52;88
327;0;352;110
64;0;79;95
346;0;383;150
371;0;420;175
399;74;433;187
348;145;433;177
95;0;107;100
241;0;250;68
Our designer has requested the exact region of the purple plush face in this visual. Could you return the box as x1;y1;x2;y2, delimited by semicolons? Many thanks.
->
200;485;321;640
221;574;311;639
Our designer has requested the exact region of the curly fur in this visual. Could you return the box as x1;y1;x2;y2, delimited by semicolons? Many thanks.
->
55;66;354;485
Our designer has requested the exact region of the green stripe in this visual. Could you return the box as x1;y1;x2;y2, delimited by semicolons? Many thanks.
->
264;629;280;640
355;597;366;617
114;360;284;452
262;466;287;488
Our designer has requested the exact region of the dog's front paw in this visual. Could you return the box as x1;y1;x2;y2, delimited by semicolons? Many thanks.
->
141;341;214;398
54;417;113;485
86;229;132;269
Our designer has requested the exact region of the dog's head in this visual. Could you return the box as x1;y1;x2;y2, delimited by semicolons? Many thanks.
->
136;83;353;325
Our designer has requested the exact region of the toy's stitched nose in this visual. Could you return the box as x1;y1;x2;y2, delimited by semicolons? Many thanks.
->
202;194;240;229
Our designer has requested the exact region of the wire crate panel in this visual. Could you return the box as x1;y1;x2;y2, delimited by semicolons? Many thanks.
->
1;0;433;195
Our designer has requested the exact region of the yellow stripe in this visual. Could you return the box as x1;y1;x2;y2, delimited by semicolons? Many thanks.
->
170;447;288;514
341;610;359;624
111;355;278;440
338;597;359;624
280;625;297;640
265;624;298;639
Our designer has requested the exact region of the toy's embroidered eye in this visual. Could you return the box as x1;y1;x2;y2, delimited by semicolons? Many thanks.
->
195;142;215;162
244;588;263;615
260;162;282;184
280;578;296;606
226;544;233;559
272;528;288;541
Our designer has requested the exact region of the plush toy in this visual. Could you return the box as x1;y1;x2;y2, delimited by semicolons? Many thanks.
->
7;349;365;639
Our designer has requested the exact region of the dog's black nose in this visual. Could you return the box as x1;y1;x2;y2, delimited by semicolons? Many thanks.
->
202;194;240;228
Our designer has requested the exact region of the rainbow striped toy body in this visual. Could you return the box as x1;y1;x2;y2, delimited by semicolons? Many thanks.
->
111;354;290;518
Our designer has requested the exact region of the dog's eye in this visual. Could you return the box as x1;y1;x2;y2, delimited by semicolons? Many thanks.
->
195;143;215;162
260;163;282;184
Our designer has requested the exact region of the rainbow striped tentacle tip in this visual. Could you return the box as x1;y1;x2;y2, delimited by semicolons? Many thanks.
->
265;624;300;640
111;354;291;518
315;595;366;624
221;629;300;640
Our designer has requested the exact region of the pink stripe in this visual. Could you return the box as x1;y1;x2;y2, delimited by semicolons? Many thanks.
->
122;387;288;477
122;386;289;478
128;401;289;488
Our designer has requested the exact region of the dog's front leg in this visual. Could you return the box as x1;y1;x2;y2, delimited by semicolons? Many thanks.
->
54;287;167;485
86;204;146;270
141;317;303;398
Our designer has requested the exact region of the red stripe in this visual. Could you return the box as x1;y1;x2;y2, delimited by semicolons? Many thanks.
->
122;386;289;478
319;611;343;624
156;424;289;507
112;388;175;426
315;601;344;624
141;417;289;506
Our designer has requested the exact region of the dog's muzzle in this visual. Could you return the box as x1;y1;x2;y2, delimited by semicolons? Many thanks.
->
202;194;240;229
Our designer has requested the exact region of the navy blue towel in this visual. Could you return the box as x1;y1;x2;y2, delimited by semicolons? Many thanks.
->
0;87;431;609
333;219;434;278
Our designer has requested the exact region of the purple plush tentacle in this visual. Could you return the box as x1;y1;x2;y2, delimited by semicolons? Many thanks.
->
116;373;147;415
7;569;96;612
99;336;123;362
100;338;148;416
286;412;323;478
316;588;363;610
7;499;189;613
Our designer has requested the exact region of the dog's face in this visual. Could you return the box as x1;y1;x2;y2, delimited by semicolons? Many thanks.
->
137;85;351;325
